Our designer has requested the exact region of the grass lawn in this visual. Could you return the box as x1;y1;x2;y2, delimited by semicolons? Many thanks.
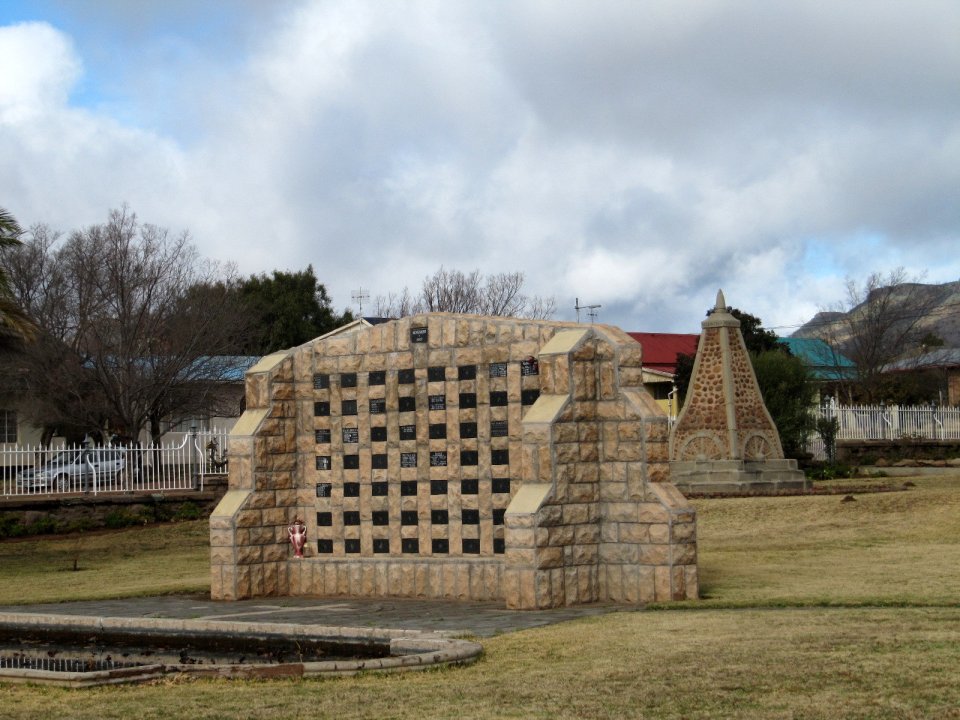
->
1;475;958;719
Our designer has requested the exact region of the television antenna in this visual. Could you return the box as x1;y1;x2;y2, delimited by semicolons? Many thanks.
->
351;287;369;316
574;297;601;323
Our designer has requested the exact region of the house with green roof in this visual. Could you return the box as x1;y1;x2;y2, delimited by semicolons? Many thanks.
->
778;337;855;401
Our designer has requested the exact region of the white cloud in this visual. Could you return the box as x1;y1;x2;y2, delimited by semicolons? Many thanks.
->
0;22;80;122
1;1;958;333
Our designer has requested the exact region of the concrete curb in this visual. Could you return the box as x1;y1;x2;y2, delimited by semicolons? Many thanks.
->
0;612;483;686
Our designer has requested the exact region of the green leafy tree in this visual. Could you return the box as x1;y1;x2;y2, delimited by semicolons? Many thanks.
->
751;350;816;457
730;307;783;354
0;207;37;349
237;266;352;354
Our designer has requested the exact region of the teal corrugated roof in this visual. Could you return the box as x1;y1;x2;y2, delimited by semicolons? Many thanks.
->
778;337;856;380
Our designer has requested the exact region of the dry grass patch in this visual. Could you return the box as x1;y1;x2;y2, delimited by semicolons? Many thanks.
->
2;608;959;720
688;475;960;607
0;520;209;604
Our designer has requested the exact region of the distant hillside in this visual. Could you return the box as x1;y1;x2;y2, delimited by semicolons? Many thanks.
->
792;280;960;348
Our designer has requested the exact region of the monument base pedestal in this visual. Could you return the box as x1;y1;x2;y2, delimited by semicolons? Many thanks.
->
670;458;809;496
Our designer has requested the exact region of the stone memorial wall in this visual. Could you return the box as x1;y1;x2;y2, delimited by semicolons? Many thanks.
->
211;314;698;608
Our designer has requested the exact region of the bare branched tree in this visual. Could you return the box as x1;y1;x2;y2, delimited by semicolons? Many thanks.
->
374;267;555;320
807;268;945;402
2;207;250;445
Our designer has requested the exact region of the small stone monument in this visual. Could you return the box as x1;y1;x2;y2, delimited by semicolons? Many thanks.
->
669;290;809;494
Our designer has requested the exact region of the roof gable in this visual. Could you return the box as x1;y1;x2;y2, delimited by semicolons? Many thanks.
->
627;332;699;373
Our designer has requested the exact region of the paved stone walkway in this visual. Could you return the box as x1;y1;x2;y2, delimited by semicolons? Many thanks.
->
0;595;625;638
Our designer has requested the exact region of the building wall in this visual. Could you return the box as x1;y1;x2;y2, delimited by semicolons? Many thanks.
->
211;314;698;607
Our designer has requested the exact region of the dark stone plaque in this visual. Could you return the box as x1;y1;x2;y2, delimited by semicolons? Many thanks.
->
317;511;332;526
313;373;330;390
372;511;389;526
399;425;417;441
458;364;477;380
344;538;361;554
401;538;419;554
368;370;386;386
372;453;388;469
462;509;480;525
430;479;448;495
372;481;388;496
490;391;508;407
431;509;449;524
400;480;418;495
343;455;360;470
342;427;359;443
520;358;539;376
343;482;360;497
461;478;478;495
460;422;477;439
521;389;540;406
459;392;477;409
370;426;388;442
428;366;446;382
492;477;511;494
315;482;332;497
432;538;449;554
491;449;509;465
317;539;333;554
315;429;331;443
489;362;507;378
493;538;505;554
340;372;357;388
401;510;418;525
398;396;416;412
343;510;360;525
369;398;386;414
490;420;508;437
492;508;505;525
429;423;447;439
462;538;480;554
316;456;331;471
460;450;478;466
398;368;416;384
430;451;448;467
341;399;358;415
428;394;446;410
314;401;330;417
410;327;428;344
400;451;418;467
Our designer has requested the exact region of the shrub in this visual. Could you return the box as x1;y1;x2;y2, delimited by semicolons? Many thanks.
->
0;513;25;539
104;509;137;529
173;502;202;521
807;463;855;481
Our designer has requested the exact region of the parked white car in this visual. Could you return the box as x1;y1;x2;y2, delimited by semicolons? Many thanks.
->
17;448;127;492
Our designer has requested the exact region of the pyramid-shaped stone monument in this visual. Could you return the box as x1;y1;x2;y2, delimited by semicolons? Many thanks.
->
669;290;809;494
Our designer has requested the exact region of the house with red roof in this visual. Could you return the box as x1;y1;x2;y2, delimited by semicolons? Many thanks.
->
627;332;700;417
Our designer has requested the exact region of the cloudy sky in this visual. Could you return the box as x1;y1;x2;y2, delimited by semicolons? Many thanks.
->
1;1;957;333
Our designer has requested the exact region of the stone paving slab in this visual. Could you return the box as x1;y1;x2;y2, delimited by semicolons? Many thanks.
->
0;595;625;638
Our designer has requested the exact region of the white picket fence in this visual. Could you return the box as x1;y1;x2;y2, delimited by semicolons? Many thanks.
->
0;430;228;498
806;403;960;460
